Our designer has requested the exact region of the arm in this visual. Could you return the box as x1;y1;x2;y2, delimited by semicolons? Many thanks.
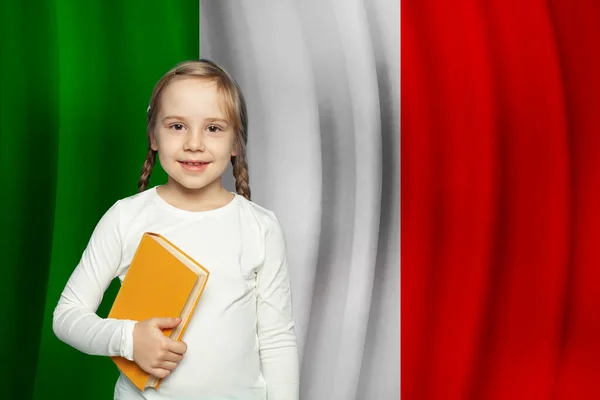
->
52;200;136;361
256;215;300;400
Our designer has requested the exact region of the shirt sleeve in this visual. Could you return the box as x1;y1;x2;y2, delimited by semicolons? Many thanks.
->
256;214;300;400
52;200;137;361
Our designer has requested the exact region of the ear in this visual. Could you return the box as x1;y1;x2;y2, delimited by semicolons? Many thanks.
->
150;135;158;151
231;141;238;157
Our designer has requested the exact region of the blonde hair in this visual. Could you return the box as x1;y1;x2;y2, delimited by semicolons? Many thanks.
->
138;59;250;200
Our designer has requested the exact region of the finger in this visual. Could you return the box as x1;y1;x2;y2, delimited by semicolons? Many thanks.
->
150;368;171;379
154;317;181;330
167;340;187;355
163;351;184;363
157;360;178;371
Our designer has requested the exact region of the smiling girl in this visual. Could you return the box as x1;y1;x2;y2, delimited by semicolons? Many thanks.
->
53;60;299;400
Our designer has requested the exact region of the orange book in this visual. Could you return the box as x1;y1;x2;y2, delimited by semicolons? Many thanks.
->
107;232;209;391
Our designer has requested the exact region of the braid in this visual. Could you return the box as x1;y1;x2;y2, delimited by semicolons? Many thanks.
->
232;153;251;200
138;148;157;192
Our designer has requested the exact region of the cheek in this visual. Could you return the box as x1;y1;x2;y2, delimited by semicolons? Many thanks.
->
156;136;181;155
215;145;235;161
211;136;236;158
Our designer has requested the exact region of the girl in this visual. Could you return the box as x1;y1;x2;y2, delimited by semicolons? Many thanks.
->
53;60;299;400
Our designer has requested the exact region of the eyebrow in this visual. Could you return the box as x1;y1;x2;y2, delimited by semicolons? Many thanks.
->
162;116;230;124
162;115;186;123
205;117;229;124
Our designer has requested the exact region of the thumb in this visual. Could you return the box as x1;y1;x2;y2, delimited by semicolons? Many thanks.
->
155;317;181;329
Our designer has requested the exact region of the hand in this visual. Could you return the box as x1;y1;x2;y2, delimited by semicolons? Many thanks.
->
132;317;188;379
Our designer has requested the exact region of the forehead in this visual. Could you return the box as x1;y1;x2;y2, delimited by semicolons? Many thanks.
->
159;78;226;118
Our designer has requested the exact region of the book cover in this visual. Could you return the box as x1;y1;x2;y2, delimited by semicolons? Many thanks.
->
107;232;209;391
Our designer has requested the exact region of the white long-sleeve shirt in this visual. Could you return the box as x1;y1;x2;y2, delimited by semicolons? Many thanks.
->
53;186;299;400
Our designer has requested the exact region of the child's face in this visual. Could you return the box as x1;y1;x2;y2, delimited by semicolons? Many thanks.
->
151;78;237;193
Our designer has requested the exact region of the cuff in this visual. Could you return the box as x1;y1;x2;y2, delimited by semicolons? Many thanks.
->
120;319;137;361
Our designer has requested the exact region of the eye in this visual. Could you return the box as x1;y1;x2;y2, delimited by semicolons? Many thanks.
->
207;125;222;133
170;123;185;131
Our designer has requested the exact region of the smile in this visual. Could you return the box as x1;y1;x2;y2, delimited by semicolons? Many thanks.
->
180;161;208;166
178;161;210;171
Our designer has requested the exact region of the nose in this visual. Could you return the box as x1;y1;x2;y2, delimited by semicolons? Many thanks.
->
184;129;205;151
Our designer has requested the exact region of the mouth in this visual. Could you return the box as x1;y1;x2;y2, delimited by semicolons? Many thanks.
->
178;160;210;172
178;161;210;166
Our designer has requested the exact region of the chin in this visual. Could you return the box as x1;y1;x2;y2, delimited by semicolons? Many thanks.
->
168;175;220;192
161;161;228;191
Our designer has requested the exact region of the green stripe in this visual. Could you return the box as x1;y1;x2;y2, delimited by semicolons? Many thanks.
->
0;1;60;399
1;1;199;398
